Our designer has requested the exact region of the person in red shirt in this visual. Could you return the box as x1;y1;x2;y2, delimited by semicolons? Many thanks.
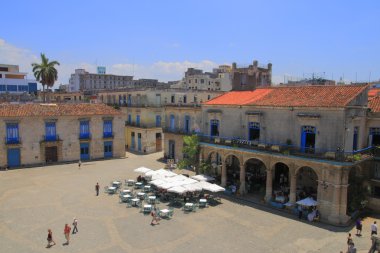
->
63;224;71;245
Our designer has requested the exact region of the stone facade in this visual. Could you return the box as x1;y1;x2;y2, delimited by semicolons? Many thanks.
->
0;104;125;167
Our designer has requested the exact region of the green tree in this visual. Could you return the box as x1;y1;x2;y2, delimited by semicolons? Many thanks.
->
178;135;199;171
31;53;60;103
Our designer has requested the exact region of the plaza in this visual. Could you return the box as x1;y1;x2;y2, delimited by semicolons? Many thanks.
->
0;152;376;253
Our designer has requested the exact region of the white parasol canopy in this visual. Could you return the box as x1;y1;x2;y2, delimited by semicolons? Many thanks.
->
134;167;152;173
150;178;169;187
197;181;225;192
145;168;177;178
296;197;318;207
191;174;215;182
168;186;188;194
182;183;203;192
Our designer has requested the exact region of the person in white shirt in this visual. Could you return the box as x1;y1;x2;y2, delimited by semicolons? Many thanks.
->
371;221;377;236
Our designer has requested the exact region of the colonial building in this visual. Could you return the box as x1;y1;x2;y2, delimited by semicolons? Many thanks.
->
0;103;125;168
197;85;372;225
97;88;223;154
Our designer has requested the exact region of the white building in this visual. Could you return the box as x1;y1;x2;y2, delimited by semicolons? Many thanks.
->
0;64;38;94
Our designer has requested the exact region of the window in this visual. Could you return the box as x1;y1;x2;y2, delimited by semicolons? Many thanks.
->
156;115;161;127
370;128;380;146
170;115;175;130
248;122;260;141
195;79;198;83
171;95;175;103
45;122;57;141
103;120;113;138
353;127;359;151
79;121;90;139
128;114;132;124
194;96;197;103
136;115;140;127
184;115;190;133
6;123;19;144
207;95;211;100
183;95;187;103
210;119;219;137
201;79;204;84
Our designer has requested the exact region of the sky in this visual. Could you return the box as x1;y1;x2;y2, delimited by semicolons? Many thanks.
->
1;0;380;87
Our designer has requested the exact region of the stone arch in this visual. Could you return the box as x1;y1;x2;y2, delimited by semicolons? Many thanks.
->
244;157;267;195
224;153;241;186
207;151;223;176
273;162;290;190
296;166;319;200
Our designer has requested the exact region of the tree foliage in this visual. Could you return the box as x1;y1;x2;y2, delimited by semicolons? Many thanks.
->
31;53;60;102
178;135;199;170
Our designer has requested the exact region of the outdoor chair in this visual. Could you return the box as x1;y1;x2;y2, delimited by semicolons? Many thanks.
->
104;186;109;193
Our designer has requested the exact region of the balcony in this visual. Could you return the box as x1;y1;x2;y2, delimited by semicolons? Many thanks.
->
43;135;60;142
198;134;376;163
5;137;21;145
163;127;195;136
125;122;159;128
103;132;114;139
79;133;91;140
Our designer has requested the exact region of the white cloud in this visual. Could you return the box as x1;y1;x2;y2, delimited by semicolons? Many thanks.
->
0;38;220;86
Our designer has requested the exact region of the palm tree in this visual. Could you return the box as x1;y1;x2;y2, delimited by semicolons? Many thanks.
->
31;53;60;102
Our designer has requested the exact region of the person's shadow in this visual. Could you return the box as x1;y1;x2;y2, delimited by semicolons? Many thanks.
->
62;242;69;246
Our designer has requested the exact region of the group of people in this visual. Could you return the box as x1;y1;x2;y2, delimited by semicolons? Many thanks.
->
344;220;377;253
46;218;78;248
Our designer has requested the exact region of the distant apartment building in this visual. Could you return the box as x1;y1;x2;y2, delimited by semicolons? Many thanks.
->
69;68;134;93
0;103;125;168
0;64;38;94
172;60;272;91
69;68;170;93
42;91;84;103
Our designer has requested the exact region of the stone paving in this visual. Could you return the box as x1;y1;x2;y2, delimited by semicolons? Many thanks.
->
0;151;377;253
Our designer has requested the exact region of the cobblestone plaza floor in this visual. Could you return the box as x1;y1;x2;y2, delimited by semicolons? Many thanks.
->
0;152;376;253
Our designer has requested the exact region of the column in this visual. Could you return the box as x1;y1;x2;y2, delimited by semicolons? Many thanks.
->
289;174;297;204
328;185;341;224
239;163;246;195
265;169;272;202
221;159;227;187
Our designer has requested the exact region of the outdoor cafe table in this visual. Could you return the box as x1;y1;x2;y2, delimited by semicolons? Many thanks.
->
199;198;207;207
127;179;135;186
137;192;146;200
122;194;132;199
131;198;140;206
148;196;156;204
184;202;195;211
113;181;122;187
144;185;151;192
275;196;286;203
135;182;143;189
121;189;131;194
108;186;117;194
159;209;170;218
143;204;152;213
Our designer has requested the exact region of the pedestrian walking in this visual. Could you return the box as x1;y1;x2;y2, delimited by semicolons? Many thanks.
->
72;218;78;234
371;221;378;236
150;208;159;225
95;182;100;196
78;160;81;169
347;233;353;250
46;229;56;248
347;242;357;253
63;223;71;245
355;218;362;236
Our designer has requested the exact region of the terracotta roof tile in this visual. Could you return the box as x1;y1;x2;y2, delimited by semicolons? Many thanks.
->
369;96;380;112
368;88;380;99
205;85;367;107
0;103;122;118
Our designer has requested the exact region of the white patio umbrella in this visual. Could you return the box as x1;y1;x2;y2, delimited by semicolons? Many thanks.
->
181;178;199;185
183;183;203;192
167;186;187;194
150;178;169;187
134;167;152;173
197;181;225;192
191;174;215;182
296;197;318;207
160;180;187;189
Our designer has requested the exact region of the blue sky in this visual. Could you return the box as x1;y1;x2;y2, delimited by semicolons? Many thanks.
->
1;0;380;85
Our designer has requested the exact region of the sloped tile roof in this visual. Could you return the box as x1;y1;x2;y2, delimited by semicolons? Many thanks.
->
368;88;380;100
204;85;367;107
369;96;380;112
0;103;122;117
